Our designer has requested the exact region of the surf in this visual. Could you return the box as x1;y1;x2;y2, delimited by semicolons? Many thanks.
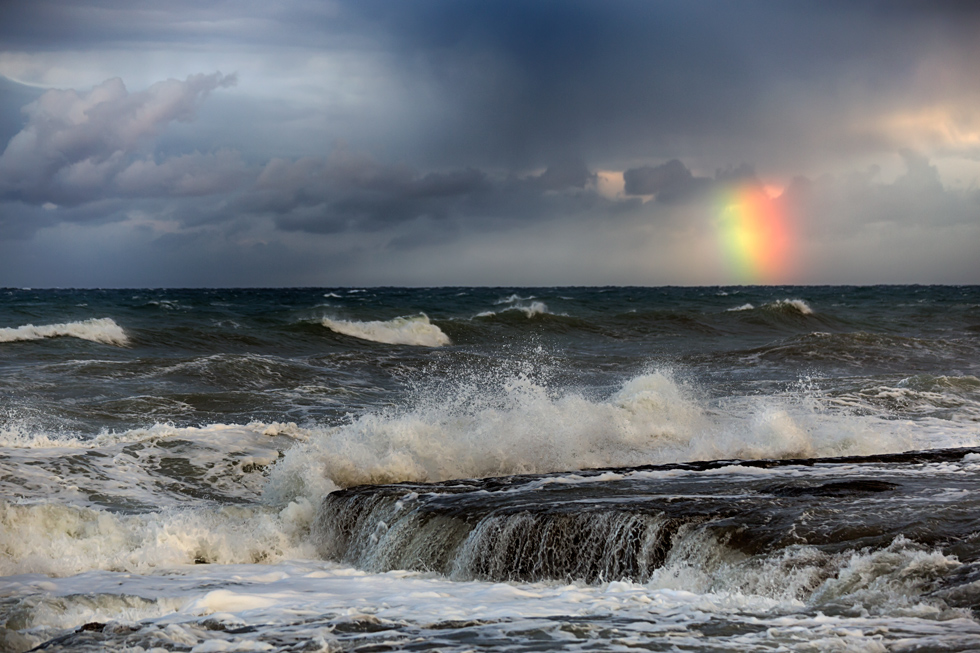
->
321;314;451;347
0;318;129;346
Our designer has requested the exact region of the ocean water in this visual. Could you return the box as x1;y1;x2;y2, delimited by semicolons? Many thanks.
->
1;286;979;652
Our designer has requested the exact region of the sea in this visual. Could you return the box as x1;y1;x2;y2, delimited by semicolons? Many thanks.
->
1;285;979;652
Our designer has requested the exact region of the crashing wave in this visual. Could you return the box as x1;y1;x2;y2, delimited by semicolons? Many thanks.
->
321;314;450;347
0;318;129;346
263;368;926;507
477;301;552;318
763;299;814;315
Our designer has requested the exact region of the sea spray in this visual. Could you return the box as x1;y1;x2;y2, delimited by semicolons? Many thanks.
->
264;367;919;509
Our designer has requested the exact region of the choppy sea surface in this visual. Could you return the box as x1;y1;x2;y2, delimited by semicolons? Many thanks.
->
1;286;979;652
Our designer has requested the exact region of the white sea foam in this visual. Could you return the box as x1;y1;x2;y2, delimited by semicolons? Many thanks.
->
0;500;316;577
0;422;308;506
0;422;320;577
494;294;536;305
727;303;755;311
321;314;450;347
765;298;814;315
0;318;129;345
476;301;552;318
263;368;961;507
5;550;979;653
146;300;183;310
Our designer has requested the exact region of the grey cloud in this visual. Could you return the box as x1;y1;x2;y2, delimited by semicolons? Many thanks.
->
0;77;44;149
0;72;237;205
114;149;248;197
713;163;758;185
247;152;628;237
247;153;483;233
526;159;595;191
623;160;693;196
4;1;980;176
894;149;944;195
783;151;979;241
623;159;742;203
328;1;980;173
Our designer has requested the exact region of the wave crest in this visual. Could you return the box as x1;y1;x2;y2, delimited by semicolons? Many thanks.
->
321;314;450;347
0;318;129;346
0;500;314;576
477;301;552;318
264;369;925;507
764;299;814;315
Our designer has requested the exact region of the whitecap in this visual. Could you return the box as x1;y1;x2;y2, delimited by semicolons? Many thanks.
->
764;299;814;315
263;368;941;508
321;314;450;347
477;301;552;318
494;294;535;305
0;318;129;346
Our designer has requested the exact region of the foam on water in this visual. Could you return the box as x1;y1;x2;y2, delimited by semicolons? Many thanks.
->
765;298;814;315
0;422;304;507
0;318;129;346
476;301;553;318
0;500;315;577
0;423;319;576
4;552;980;653
494;294;536;304
321;314;450;347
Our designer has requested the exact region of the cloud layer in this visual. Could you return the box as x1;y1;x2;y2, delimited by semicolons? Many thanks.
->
0;0;977;286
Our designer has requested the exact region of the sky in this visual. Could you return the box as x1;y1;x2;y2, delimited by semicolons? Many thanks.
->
0;0;978;287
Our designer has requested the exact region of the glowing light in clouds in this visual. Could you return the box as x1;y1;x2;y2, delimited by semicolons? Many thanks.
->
715;184;792;283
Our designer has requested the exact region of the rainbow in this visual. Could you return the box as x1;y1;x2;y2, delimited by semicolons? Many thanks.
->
715;184;792;284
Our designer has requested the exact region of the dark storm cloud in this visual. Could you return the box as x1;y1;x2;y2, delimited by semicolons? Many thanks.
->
7;0;978;171
5;1;980;172
248;153;618;235
622;160;715;203
247;154;490;233
0;62;629;242
623;159;761;204
0;0;977;285
322;0;980;169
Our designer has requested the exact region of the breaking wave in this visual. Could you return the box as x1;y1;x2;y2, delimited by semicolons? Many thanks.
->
724;300;813;316
764;299;814;315
477;301;552;318
0;318;129;346
0;500;315;576
263;368;940;507
0;422;315;576
321;314;450;347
